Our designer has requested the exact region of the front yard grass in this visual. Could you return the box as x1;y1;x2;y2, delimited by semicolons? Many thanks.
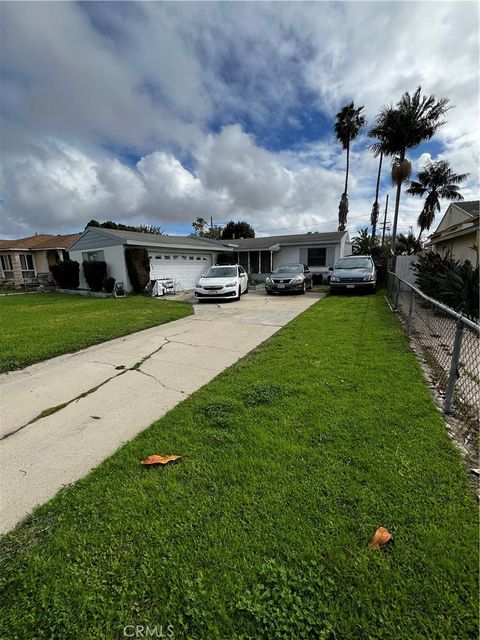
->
0;293;193;373
0;294;477;639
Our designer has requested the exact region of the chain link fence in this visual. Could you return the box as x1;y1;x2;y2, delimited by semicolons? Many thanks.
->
387;272;480;430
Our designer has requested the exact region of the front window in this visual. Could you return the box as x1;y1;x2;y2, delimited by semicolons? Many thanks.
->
82;250;105;262
19;253;35;278
204;267;237;278
307;248;326;267
336;258;372;269
0;254;14;279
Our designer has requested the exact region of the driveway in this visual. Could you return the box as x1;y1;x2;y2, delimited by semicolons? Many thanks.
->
0;291;323;533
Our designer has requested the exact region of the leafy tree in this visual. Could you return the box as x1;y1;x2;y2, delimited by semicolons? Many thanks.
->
406;160;468;233
352;228;379;255
125;247;150;293
369;87;450;252
395;228;423;255
85;220;165;235
334;102;366;231
191;217;222;240
83;261;107;292
221;220;255;240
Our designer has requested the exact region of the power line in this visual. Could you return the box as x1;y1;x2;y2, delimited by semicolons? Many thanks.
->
256;213;376;234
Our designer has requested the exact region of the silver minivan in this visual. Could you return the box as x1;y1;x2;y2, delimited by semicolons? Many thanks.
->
329;255;376;293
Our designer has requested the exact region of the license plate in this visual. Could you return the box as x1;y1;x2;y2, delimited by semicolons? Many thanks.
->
278;283;285;289
346;284;355;289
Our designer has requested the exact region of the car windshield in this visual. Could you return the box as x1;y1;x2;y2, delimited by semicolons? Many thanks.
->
274;265;302;274
203;266;237;278
336;258;372;269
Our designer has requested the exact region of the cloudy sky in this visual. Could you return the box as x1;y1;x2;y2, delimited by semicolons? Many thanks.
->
1;1;478;239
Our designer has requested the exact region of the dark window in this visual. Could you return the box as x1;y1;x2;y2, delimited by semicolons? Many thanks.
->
20;253;35;278
307;248;326;267
249;251;259;273
82;250;105;262
260;251;271;273
238;253;249;271
0;254;14;279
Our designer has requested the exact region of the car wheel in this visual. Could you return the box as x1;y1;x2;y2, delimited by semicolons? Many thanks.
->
237;285;242;300
301;282;306;294
266;289;272;295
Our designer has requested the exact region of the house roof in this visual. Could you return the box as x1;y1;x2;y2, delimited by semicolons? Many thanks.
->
452;200;479;217
230;231;347;251
68;226;234;252
0;233;80;251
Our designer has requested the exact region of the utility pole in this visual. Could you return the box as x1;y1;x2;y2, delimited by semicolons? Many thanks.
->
381;194;389;245
210;216;213;230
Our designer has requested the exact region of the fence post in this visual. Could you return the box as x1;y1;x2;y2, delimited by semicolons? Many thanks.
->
394;276;401;310
407;288;415;336
444;320;465;414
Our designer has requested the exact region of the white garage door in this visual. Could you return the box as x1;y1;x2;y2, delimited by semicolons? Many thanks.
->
149;252;212;290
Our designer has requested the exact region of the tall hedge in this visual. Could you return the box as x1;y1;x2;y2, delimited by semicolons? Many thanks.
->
125;247;150;293
83;261;107;292
50;260;80;289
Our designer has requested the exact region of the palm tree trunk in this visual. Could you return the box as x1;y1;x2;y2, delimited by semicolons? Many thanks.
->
371;153;383;238
391;149;405;254
344;140;350;195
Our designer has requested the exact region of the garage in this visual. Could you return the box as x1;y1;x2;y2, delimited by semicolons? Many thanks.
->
149;252;212;290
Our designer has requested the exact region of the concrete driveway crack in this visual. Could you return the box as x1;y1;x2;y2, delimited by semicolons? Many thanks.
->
0;340;172;442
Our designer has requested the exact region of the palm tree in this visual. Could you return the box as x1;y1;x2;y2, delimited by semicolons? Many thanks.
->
406;160;468;233
370;152;383;238
352;228;379;255
334;102;366;231
369;87;450;252
395;228;423;255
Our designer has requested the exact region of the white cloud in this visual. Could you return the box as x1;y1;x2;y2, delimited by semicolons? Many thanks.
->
0;1;478;239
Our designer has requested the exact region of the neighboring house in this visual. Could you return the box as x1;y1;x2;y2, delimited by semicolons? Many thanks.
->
67;227;235;292
230;231;351;282
0;233;81;287
426;201;479;264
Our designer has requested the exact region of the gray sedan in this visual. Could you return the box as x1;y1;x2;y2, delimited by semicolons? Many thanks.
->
265;264;313;294
329;256;376;293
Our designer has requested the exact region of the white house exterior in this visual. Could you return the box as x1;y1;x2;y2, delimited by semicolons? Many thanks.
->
231;231;351;283
426;201;479;264
67;227;351;291
68;227;234;292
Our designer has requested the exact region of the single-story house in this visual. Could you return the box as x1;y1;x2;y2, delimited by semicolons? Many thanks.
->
425;201;479;264
230;231;351;282
0;233;81;287
67;227;235;291
67;227;352;291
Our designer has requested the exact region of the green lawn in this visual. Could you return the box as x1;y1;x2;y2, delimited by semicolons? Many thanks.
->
0;295;477;639
0;293;193;373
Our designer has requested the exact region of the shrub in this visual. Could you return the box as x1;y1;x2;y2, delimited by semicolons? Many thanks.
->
102;277;115;293
83;261;107;292
412;252;479;319
125;247;150;293
50;260;80;289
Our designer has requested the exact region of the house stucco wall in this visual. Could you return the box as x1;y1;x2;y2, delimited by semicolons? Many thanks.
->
70;244;131;290
431;231;479;265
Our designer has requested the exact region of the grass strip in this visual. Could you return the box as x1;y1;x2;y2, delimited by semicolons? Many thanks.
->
0;294;477;639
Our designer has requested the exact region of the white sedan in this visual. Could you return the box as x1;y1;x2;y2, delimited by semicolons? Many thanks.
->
195;265;248;301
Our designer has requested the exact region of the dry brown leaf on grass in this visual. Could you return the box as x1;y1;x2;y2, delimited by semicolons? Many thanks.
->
368;527;392;549
140;454;182;466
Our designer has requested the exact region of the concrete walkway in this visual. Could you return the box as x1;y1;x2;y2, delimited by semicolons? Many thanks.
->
0;291;322;533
